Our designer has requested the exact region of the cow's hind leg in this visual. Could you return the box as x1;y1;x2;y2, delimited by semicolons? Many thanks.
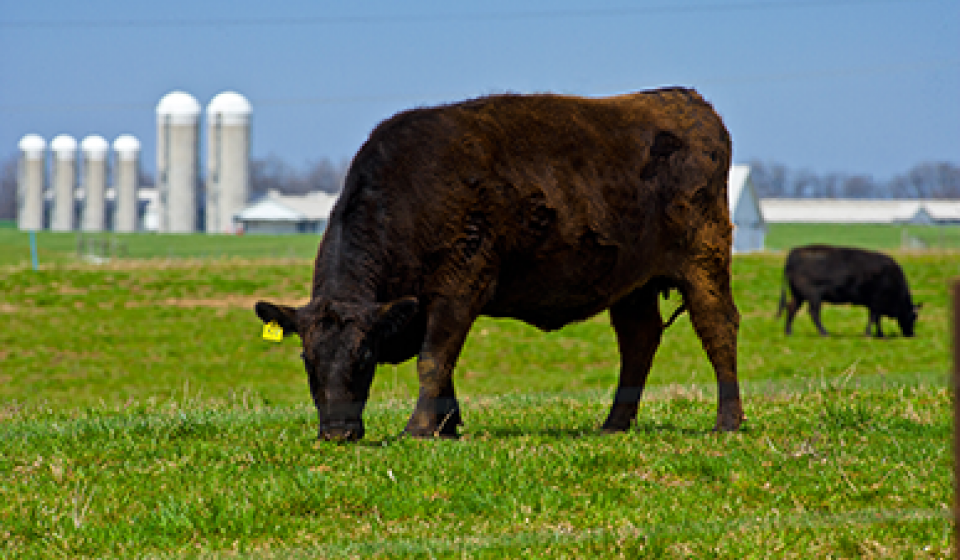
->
601;283;664;432
867;309;884;338
682;264;744;432
784;288;802;336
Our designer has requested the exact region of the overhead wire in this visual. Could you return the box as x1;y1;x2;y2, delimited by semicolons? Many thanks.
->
0;0;950;115
0;57;955;115
0;0;936;29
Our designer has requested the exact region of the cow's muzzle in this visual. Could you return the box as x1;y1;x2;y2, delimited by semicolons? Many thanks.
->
319;421;365;442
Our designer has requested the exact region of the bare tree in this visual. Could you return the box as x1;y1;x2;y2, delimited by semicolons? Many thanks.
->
748;159;960;199
249;154;347;199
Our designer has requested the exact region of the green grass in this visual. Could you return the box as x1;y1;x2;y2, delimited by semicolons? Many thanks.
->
3;222;958;270
0;253;952;406
0;229;321;267
1;379;951;558
765;223;960;251
0;247;956;557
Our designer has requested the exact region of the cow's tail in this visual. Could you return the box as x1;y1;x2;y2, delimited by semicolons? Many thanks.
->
664;302;687;329
776;273;787;318
660;285;687;329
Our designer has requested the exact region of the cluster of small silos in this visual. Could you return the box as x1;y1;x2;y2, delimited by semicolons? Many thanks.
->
17;133;141;233
16;90;251;234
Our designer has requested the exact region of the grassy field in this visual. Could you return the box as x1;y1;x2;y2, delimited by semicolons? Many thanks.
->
3;222;960;269
0;228;321;268
764;223;960;251
0;231;957;557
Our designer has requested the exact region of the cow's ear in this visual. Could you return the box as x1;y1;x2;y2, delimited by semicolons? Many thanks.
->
255;301;299;336
371;297;419;343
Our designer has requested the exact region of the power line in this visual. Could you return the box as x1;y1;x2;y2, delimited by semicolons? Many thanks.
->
0;0;934;30
0;58;955;115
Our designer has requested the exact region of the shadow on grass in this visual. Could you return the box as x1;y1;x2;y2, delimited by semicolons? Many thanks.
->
631;421;723;436
393;421;725;441
782;331;913;340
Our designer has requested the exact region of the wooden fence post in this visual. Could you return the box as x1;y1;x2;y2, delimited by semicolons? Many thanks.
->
953;280;960;556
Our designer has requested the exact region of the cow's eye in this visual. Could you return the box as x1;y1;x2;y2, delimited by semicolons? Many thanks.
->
357;346;374;370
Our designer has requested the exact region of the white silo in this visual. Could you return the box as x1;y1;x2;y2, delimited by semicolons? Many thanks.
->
156;91;201;233
17;134;46;231
81;135;109;232
113;135;141;233
50;134;78;232
206;92;251;234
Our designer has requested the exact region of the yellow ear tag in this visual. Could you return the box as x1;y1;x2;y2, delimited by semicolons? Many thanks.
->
262;321;284;342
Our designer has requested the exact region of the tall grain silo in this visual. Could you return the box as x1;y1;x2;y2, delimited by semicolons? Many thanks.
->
17;134;46;231
80;135;109;232
113;135;141;233
206;92;251;234
156;91;200;233
50;134;78;232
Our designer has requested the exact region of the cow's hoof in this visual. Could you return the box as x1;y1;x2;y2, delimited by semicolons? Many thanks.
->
600;421;631;434
405;409;461;439
403;427;459;440
713;415;742;432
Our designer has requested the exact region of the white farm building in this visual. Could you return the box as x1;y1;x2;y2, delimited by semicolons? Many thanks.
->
234;190;339;235
727;164;766;253
760;199;960;225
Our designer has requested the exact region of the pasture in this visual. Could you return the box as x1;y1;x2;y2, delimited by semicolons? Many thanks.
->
0;227;956;557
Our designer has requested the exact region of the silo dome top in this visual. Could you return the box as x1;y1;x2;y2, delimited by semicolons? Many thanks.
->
18;134;46;158
157;91;201;124
81;135;110;160
51;134;78;158
113;134;141;159
208;91;252;125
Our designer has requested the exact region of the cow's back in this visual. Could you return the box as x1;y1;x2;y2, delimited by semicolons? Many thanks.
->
326;89;732;329
784;245;911;309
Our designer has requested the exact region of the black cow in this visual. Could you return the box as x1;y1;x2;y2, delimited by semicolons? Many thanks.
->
255;88;743;441
777;245;920;337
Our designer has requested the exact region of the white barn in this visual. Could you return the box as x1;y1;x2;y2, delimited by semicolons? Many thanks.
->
760;199;960;224
235;190;339;235
728;164;766;253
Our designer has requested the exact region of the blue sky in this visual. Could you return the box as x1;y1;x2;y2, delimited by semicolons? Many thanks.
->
1;0;957;182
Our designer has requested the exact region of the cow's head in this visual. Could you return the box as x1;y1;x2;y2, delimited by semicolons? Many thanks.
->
898;303;922;337
255;297;418;442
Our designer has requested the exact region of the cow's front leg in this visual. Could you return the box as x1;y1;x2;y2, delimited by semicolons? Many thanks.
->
405;299;473;438
808;299;829;336
602;284;663;432
304;358;329;440
405;356;463;438
784;296;802;336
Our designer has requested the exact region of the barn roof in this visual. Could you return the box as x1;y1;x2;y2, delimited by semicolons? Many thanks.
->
760;199;960;223
728;164;766;226
727;165;750;210
235;190;339;222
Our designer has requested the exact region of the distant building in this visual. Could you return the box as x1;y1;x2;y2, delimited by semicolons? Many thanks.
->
235;190;339;235
728;164;766;253
44;186;158;232
760;199;960;225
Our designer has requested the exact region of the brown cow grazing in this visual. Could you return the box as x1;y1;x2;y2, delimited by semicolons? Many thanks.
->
255;88;743;441
777;244;920;337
